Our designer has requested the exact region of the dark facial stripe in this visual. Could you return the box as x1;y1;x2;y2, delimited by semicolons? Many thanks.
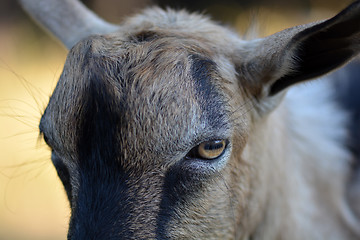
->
68;52;135;239
190;55;227;130
156;166;184;239
156;161;218;238
68;165;134;239
154;55;230;238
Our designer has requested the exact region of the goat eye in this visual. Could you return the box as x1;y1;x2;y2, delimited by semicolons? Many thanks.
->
189;140;227;160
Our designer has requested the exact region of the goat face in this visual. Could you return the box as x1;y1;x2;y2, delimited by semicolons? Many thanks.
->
40;26;254;238
21;1;360;239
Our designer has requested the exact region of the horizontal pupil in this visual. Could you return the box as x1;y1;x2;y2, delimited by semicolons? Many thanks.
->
204;141;224;151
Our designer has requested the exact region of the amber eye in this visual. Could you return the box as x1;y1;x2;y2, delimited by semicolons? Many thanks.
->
188;140;227;160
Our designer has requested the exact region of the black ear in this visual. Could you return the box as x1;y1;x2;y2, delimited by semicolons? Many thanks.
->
238;1;360;97
270;1;360;95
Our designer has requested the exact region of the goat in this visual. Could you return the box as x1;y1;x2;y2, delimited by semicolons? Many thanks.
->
19;0;360;239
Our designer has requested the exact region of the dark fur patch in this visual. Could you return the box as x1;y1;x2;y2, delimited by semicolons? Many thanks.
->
45;35;232;239
270;1;360;95
156;166;191;239
131;31;159;43
51;152;73;203
156;162;217;238
67;48;136;239
191;55;226;129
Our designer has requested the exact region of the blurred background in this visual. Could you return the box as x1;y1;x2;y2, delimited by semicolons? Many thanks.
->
0;0;353;239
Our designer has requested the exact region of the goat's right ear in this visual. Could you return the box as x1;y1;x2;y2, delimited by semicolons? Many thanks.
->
237;1;360;99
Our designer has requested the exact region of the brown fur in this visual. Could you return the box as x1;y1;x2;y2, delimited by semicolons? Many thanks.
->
42;31;252;239
21;1;360;239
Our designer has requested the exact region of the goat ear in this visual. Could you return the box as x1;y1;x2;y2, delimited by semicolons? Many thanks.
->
19;0;119;49
238;1;360;98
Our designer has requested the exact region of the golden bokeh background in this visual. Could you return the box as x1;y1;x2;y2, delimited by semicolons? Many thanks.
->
0;0;353;239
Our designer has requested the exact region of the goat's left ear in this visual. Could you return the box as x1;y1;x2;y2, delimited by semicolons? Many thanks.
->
237;1;360;98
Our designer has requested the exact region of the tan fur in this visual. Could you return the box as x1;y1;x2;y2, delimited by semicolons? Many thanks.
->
20;1;360;239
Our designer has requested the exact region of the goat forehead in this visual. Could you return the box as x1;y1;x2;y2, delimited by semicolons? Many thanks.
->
44;35;230;165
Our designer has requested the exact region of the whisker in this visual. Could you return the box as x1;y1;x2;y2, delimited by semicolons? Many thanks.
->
0;60;49;114
216;172;237;230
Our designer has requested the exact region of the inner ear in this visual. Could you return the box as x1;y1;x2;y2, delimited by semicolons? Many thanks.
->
269;8;360;95
237;1;360;98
